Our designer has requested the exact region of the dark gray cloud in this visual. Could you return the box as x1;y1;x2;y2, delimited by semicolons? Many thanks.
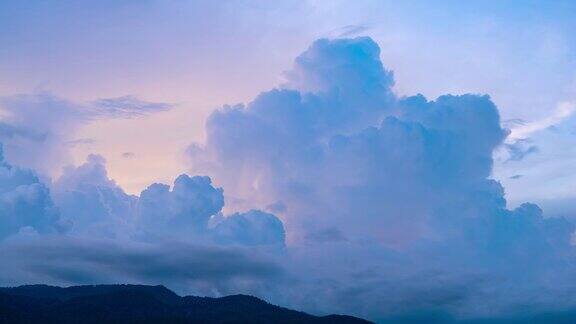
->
121;151;136;158
0;236;283;296
504;138;539;162
304;227;347;243
65;138;97;147
92;95;173;118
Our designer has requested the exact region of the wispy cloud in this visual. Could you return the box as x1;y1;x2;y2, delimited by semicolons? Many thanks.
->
91;96;173;119
121;152;136;159
503;138;539;162
338;24;371;37
507;101;576;142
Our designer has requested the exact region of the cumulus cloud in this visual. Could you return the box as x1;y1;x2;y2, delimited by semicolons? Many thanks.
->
0;144;64;240
0;149;287;299
136;175;224;238
52;155;137;237
212;210;286;248
188;37;576;321
49;155;285;248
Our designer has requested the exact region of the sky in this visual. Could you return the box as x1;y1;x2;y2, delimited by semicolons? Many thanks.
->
1;1;576;322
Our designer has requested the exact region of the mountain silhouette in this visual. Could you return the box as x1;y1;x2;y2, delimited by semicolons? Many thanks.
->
0;284;372;323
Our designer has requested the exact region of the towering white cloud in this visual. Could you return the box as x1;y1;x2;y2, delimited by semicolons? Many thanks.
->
188;37;576;321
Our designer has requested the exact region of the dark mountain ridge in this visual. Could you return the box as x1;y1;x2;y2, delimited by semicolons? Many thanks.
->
0;284;372;323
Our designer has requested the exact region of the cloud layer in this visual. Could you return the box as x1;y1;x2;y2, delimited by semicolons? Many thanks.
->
1;36;576;322
0;149;286;301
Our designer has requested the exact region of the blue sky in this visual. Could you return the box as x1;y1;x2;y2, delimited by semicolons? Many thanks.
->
1;1;576;322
